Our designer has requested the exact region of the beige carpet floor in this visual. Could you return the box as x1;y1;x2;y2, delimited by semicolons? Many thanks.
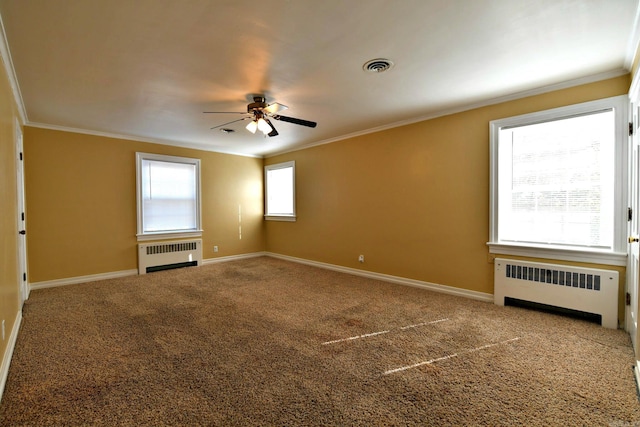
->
1;256;639;426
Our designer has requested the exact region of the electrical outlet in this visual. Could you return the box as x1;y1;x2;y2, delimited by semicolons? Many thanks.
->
213;246;219;253
358;255;365;263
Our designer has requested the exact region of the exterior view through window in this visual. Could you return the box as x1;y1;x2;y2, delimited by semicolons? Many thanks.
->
489;95;627;264
265;161;296;221
498;110;614;248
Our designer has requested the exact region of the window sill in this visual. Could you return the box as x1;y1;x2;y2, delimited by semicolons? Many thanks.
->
137;230;203;242
487;242;627;266
264;215;297;222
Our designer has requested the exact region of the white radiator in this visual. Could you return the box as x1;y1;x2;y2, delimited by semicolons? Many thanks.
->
494;258;619;329
138;239;203;275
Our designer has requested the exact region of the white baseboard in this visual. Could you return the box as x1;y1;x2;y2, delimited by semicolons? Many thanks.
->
202;252;267;265
28;251;492;305
28;252;268;291
0;310;22;404
30;269;138;291
266;252;493;302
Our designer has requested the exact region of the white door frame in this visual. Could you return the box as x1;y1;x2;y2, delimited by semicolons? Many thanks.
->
627;102;638;338
15;119;28;303
628;75;640;387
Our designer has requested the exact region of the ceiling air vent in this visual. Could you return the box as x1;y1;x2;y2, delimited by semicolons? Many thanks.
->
363;58;394;73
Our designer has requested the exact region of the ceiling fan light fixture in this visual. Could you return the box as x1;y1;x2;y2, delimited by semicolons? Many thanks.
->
206;94;316;138
257;117;270;134
246;120;258;134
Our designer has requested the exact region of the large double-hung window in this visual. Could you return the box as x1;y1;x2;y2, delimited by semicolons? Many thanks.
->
136;153;202;240
488;95;628;265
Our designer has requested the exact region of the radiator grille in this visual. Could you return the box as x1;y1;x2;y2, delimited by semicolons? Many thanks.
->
494;258;619;329
505;264;601;291
138;239;202;275
146;241;198;255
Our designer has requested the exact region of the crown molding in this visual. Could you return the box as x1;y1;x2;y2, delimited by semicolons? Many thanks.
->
624;1;640;71
266;69;629;158
23;67;631;161
25;122;262;158
0;10;26;124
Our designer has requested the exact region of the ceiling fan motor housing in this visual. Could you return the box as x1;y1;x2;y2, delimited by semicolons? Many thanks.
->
247;96;267;113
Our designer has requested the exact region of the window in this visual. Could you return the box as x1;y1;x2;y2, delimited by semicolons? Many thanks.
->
489;95;628;265
265;161;296;221
136;153;202;240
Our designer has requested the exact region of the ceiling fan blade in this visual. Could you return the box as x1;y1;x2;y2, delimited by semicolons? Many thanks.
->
272;114;317;128
263;102;288;114
203;111;246;114
210;117;250;130
265;118;279;137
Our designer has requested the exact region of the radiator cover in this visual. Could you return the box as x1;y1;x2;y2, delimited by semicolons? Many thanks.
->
494;258;619;329
138;239;203;275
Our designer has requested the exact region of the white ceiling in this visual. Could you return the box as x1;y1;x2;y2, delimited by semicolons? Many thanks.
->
0;0;638;157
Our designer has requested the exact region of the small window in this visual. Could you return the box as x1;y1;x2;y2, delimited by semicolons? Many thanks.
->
265;161;296;221
489;95;628;265
136;152;202;240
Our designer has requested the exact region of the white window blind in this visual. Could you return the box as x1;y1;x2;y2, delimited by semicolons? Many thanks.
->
136;153;202;240
141;159;197;232
489;95;628;265
498;110;615;249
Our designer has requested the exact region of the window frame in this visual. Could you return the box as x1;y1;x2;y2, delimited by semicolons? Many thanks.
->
488;95;628;266
136;152;203;241
264;160;296;222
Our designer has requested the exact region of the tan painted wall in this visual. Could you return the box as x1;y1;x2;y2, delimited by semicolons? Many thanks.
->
266;75;631;302
0;57;21;368
18;74;633;323
24;127;265;283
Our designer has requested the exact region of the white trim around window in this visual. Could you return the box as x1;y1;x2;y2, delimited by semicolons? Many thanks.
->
136;152;203;241
488;95;628;266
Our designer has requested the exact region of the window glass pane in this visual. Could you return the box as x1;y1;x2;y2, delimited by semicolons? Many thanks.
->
141;159;197;232
266;166;294;215
497;110;614;249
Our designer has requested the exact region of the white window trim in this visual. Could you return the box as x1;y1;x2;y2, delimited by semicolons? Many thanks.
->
488;95;628;266
264;160;297;222
136;152;203;241
265;215;297;222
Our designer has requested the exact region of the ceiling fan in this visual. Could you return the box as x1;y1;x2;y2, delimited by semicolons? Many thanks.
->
204;96;317;137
